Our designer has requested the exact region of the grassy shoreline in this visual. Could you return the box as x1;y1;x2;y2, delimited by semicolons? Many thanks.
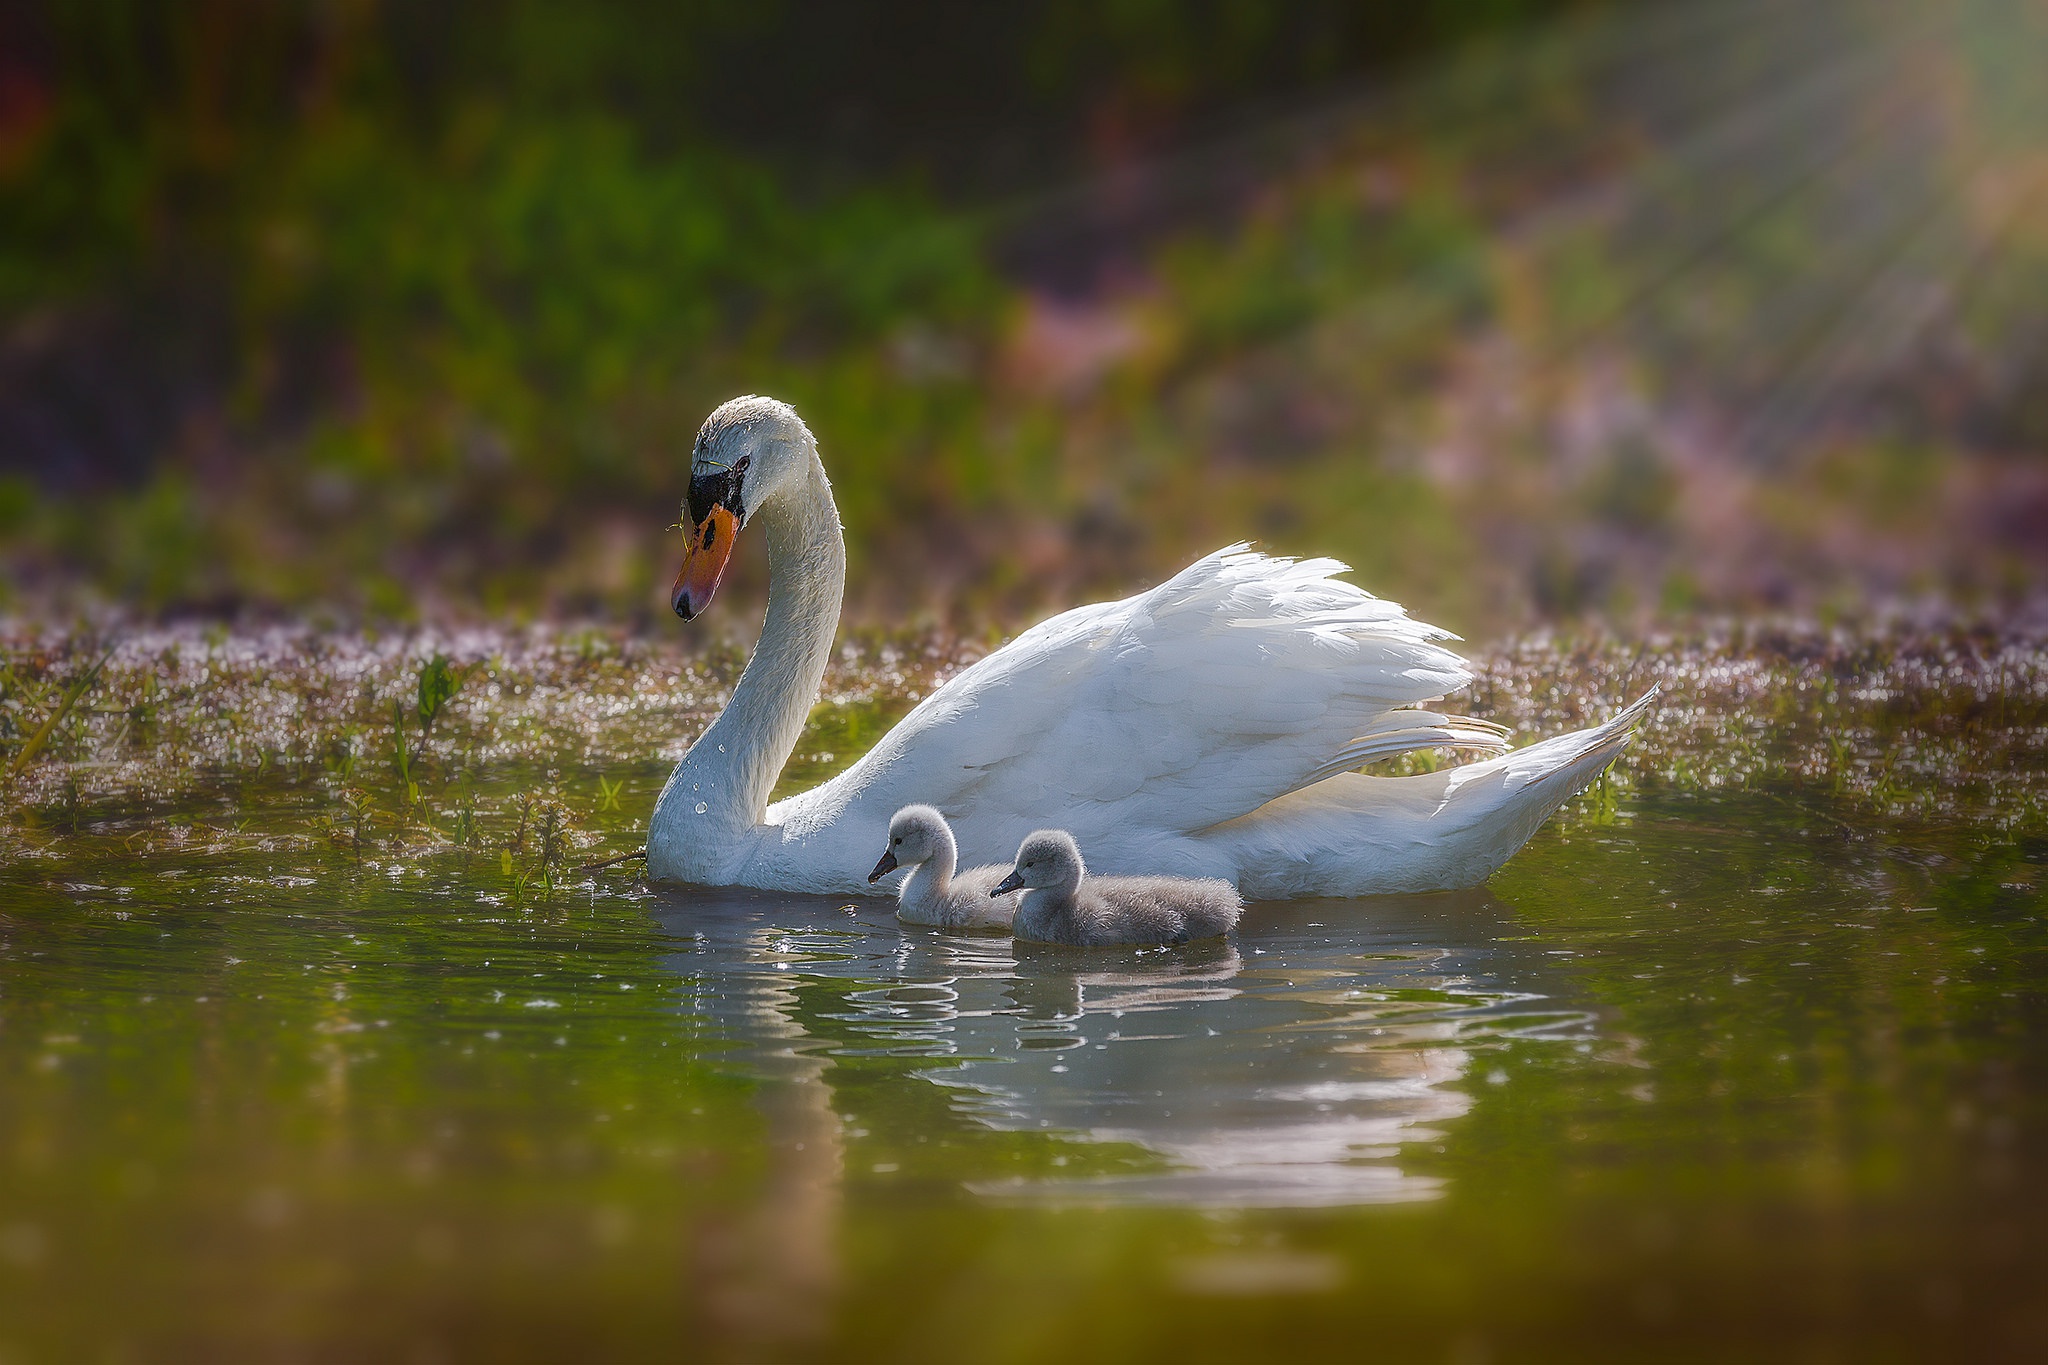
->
4;612;2042;881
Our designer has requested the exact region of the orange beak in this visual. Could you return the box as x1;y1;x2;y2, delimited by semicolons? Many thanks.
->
672;505;737;620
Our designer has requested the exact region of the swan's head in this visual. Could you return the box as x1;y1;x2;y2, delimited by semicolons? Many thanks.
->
991;830;1084;897
868;803;952;884
672;395;818;620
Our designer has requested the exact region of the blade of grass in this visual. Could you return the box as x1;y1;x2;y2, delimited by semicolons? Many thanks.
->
7;646;115;780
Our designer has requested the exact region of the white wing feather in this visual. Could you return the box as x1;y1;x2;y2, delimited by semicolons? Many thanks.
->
770;545;1502;856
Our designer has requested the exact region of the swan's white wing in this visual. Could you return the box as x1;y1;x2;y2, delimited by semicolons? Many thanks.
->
774;545;1500;852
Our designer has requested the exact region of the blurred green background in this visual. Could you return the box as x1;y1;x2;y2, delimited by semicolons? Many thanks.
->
1;0;2044;632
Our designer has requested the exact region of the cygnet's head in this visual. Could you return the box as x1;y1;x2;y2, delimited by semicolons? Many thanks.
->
868;804;953;884
672;396;818;620
990;829;1084;897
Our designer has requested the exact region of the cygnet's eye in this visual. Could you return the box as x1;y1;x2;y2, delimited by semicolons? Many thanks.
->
892;837;901;847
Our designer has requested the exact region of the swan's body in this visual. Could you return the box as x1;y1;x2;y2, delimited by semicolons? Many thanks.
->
869;805;1016;930
649;396;1653;898
996;830;1242;947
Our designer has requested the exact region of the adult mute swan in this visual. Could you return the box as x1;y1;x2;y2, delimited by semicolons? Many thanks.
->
650;395;1653;898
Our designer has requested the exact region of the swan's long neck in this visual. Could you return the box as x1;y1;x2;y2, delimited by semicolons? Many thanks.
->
662;456;845;842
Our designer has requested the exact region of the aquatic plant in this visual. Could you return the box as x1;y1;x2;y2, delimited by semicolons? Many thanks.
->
450;775;482;849
505;790;579;900
3;643;112;780
389;652;468;807
416;654;464;737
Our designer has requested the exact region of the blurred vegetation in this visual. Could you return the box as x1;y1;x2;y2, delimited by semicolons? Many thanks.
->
0;0;2044;631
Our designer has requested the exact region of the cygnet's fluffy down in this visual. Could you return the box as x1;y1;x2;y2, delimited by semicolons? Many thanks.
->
992;830;1241;947
868;805;1017;930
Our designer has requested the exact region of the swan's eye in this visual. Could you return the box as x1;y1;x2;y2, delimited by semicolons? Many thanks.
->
892;837;901;847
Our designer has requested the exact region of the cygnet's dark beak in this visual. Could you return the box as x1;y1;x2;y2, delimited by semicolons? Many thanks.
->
990;868;1026;897
867;850;898;885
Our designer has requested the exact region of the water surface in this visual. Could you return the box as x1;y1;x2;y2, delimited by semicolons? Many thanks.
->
1;624;2043;1362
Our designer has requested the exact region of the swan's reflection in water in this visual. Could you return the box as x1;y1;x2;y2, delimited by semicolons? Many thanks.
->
649;887;1589;1215
953;940;1474;1208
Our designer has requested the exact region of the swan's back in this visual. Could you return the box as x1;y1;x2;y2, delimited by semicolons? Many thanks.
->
771;545;1507;876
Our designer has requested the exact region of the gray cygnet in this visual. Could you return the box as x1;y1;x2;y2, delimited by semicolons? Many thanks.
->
869;805;1017;930
992;830;1241;946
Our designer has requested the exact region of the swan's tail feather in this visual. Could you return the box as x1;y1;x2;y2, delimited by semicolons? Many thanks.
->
1209;688;1658;900
1486;685;1658;791
1295;710;1512;791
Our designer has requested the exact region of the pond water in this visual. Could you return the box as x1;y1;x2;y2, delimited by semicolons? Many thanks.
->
0;624;2044;1362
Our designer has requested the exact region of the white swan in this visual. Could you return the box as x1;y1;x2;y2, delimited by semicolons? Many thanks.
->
993;829;1243;947
649;395;1653;898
